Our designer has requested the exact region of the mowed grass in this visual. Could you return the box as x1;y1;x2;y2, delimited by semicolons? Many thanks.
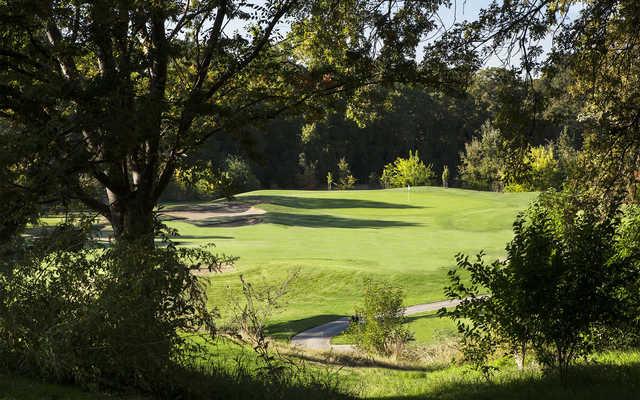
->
163;187;536;340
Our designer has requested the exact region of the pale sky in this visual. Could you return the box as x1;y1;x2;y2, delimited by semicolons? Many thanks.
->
222;1;584;69
427;0;583;69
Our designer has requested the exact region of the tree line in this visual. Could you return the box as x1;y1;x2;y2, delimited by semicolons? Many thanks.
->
167;65;583;198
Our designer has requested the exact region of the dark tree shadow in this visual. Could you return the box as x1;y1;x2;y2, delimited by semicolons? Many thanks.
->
404;313;441;324
244;195;422;210
264;212;420;229
190;215;263;227
289;351;450;373
174;235;234;240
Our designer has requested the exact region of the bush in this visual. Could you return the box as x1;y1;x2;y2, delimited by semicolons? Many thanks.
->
0;226;227;394
458;122;506;191
503;182;529;192
442;193;623;376
380;150;433;188
525;145;561;190
610;204;640;340
296;153;318;189
336;157;356;190
349;280;413;358
459;123;570;193
326;171;334;190
175;155;260;200
223;155;261;197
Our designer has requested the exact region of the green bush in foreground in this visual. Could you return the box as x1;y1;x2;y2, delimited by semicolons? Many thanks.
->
442;193;640;377
349;280;414;358
0;225;222;394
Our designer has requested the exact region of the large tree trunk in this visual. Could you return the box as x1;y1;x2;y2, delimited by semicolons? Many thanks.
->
106;188;156;247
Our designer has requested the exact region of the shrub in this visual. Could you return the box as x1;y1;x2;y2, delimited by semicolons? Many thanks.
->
503;182;529;192
610;204;640;340
223;155;261;197
380;150;433;188
336;157;356;190
442;193;621;376
175;155;260;200
326;171;334;190
0;225;228;394
458;122;506;191
349;280;413;358
525;144;561;190
442;165;450;188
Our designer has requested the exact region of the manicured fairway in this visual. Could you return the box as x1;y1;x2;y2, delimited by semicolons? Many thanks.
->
164;187;536;339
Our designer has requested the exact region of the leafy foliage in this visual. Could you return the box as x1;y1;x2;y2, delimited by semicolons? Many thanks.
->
441;192;633;376
349;280;414;358
458;122;507;191
459;123;567;192
176;155;260;200
0;0;472;240
441;165;450;188
380;150;433;188
326;171;334;190
523;145;561;191
0;222;229;393
336;157;356;190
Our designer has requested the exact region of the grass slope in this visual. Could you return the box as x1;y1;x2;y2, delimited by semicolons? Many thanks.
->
165;187;535;339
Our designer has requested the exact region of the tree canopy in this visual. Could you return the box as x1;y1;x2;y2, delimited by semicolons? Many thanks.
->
0;0;473;241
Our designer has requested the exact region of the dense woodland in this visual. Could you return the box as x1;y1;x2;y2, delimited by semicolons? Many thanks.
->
164;66;582;197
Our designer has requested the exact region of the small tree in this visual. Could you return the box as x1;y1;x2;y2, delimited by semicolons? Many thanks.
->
349;280;414;358
336;158;356;190
442;166;450;188
227;272;298;358
442;193;620;377
327;172;334;191
380;150;433;188
458;122;507;191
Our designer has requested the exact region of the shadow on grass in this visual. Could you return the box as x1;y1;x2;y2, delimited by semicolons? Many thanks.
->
267;315;344;340
161;201;252;213
245;195;422;210
404;313;441;324
174;235;234;240
368;361;640;400
290;351;449;373
264;212;419;229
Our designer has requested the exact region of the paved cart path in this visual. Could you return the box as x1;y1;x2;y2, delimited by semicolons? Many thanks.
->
290;299;464;352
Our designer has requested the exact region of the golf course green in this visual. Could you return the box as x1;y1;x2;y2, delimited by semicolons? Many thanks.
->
164;186;536;340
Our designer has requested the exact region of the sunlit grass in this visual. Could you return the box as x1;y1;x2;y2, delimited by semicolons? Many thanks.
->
161;187;535;339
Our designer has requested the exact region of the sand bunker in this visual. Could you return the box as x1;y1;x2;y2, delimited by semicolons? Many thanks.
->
161;201;266;227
